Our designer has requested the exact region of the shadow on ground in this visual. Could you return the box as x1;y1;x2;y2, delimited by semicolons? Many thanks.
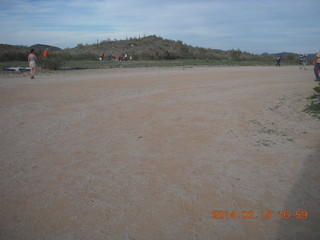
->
277;149;320;239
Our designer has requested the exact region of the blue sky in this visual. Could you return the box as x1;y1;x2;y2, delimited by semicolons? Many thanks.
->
0;0;319;54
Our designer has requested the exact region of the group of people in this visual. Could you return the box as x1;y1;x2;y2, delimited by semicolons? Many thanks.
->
296;52;320;81
101;53;128;61
274;52;320;81
28;49;320;81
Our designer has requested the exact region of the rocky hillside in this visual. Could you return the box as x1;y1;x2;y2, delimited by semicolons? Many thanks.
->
63;35;264;61
0;36;284;62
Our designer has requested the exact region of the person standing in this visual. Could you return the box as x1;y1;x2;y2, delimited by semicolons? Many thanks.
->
314;51;320;81
43;48;49;58
43;48;49;68
28;49;37;79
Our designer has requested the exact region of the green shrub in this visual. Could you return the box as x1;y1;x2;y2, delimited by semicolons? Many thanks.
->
304;85;320;119
41;55;65;70
313;86;320;94
229;49;242;61
304;101;320;114
0;52;27;61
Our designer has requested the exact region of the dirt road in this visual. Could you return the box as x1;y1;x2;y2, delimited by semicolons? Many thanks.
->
1;66;319;239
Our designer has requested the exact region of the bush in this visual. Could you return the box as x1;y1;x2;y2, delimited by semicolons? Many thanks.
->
229;49;242;61
313;86;320;94
0;51;27;61
41;54;65;70
304;85;320;119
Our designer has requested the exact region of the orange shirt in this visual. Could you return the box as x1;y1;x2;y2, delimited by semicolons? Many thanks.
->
316;52;320;63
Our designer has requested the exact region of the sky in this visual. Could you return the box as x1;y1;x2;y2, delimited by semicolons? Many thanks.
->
0;0;319;54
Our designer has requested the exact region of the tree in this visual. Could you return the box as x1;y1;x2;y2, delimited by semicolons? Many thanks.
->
230;49;242;61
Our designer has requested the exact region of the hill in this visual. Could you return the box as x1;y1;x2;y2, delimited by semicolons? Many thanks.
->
2;36;307;62
62;35;268;61
0;44;29;52
0;43;61;61
64;35;228;60
29;44;61;52
261;52;316;59
0;43;61;53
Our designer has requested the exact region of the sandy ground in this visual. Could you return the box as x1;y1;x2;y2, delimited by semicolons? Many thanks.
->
0;66;319;240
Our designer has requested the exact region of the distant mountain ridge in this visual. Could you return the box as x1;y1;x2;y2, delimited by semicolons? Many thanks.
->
1;40;314;59
0;43;61;53
1;36;260;61
261;52;316;59
0;36;314;61
0;43;62;61
29;44;61;52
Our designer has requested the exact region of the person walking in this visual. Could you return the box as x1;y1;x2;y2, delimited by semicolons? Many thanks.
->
314;51;320;81
28;49;37;79
299;54;307;70
275;56;281;67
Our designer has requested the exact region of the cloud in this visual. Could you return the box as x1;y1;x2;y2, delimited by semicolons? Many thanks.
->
0;0;319;53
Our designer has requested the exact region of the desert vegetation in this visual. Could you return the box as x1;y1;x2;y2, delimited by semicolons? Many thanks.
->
305;86;320;119
0;35;314;70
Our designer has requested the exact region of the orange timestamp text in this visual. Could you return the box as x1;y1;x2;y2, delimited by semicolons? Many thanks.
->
211;210;308;220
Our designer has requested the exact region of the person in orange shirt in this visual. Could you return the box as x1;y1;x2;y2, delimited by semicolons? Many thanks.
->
43;48;49;58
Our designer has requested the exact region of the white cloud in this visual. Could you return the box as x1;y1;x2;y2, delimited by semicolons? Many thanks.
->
0;0;319;53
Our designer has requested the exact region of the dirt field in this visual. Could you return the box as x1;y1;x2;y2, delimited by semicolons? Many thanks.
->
0;66;319;240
